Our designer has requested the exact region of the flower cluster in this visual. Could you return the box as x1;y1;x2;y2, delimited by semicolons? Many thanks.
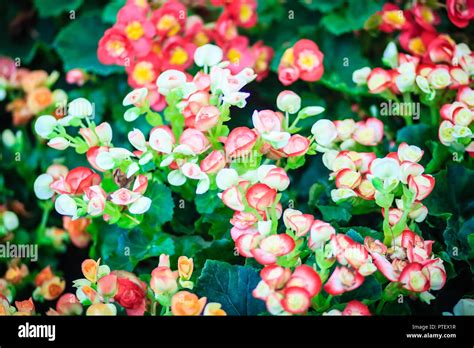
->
277;39;324;86
357;1;474;157
366;229;446;301
71;255;225;316
98;0;273;110
0;57;67;125
33;100;153;226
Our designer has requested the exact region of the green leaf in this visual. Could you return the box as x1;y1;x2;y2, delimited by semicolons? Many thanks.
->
54;13;123;76
443;217;474;261
317;204;351;223
34;0;83;18
396;124;433;148
195;189;223;215
102;0;125;24
342;226;383;243
299;0;345;13
425;140;451;174
195;260;265;315
142;182;175;229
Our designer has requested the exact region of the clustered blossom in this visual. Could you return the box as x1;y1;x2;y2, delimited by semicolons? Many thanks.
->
277;39;324;86
71;256;225;316
32;99;153;225
98;0;273;110
357;2;474;157
0;57;67;125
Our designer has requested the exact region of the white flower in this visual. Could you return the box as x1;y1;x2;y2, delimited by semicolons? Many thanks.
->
124;107;141;122
311;119;338;146
216;168;239;190
128;129;147;151
168;170;186;186
95;122;113;145
257;220;272;236
276;91;301;114
156;70;187;96
35;115;57;138
2;129;16;147
34;174;55;200
55;194;78;218
68;98;93;117
261;131;291;149
382;42;398;68
47;137;70;150
194;44;223;67
331;188;357;203
123;87;148;106
129;196;152;214
2;211;19;231
352;67;372;85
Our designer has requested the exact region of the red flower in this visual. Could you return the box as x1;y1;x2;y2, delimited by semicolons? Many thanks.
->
116;4;156;57
162;37;196;71
227;0;258;28
97;27;131;66
446;0;474;28
50;167;101;195
113;272;147;316
151;0;187;38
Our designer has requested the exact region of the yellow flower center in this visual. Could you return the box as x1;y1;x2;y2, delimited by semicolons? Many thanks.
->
125;21;144;41
158;15;181;36
170;47;189;65
194;32;210;46
227;48;242;65
408;37;426;55
297;50;319;71
240;4;253;23
133;62;155;85
106;40;125;57
281;48;294;66
383;10;405;26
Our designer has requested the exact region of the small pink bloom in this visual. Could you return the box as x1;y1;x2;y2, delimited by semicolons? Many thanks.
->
246;183;277;211
200;150;226;174
195;105;220;132
283;209;314;237
179;128;210;155
110;188;140;205
224;127;258;158
252;110;283;134
282;134;309;157
66;69;87;86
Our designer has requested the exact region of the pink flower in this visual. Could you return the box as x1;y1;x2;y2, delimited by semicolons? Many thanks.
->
252;41;274;81
342;300;371;316
285;264;322;298
246;183;277;211
116;4;155;57
223;36;256;74
293;39;324;82
84;185;107;216
149;126;175;154
195;105;220;132
113;271;147;316
227;0;258;28
408;174;435;200
324;266;364;296
261;167;290;191
162;37;196;71
252;110;283;134
150;266;178;296
308;220;336;250
151;0;187;38
367;68;392;94
278;66;300;86
50;167;101;195
283;209;314;237
251;234;295;265
179;128;210;155
352;118;384;146
110;188;140;205
97;27;131;66
66;69;87;86
224;127;258;158
200;150;226;174
282;135;309;157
